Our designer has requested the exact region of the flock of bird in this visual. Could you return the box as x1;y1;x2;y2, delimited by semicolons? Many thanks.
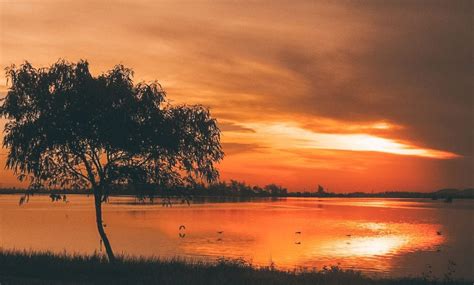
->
177;225;305;244
92;223;443;253
175;226;444;248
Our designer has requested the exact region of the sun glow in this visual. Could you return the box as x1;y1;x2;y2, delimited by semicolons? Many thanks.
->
226;122;458;159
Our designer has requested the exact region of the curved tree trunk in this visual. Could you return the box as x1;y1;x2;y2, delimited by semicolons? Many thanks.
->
94;193;116;262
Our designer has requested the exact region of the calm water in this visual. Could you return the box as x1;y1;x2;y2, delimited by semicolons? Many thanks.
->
0;195;472;279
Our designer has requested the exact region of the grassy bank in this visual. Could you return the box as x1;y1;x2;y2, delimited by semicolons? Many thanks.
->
0;250;469;285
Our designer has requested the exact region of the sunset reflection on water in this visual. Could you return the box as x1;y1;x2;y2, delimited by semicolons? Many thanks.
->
0;196;471;279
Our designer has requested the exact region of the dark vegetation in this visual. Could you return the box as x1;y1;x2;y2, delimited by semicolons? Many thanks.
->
1;183;472;200
0;250;469;285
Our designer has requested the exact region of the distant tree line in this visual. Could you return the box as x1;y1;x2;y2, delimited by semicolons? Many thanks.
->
1;182;472;199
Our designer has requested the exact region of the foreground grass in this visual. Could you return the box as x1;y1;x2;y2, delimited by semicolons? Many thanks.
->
0;250;469;285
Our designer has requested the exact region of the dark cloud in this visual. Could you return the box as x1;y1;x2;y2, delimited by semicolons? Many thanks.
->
218;121;255;133
221;143;266;155
115;1;472;160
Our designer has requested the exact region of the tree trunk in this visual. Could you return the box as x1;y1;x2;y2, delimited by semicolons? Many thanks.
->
94;193;116;262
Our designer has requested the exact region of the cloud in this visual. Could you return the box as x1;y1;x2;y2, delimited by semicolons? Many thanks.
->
218;121;255;133
229;122;459;159
0;0;471;190
221;143;265;156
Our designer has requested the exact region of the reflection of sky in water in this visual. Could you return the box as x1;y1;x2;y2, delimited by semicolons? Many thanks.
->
344;235;409;256
0;196;471;279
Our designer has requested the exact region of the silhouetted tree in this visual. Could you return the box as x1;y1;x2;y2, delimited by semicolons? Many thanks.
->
0;60;224;262
317;184;327;196
264;184;288;197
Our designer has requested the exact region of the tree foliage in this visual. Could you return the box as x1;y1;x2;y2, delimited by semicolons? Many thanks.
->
0;60;224;199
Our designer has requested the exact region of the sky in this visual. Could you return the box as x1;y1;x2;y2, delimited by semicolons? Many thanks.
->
0;0;472;192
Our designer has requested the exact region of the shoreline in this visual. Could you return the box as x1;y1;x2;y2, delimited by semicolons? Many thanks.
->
0;250;470;285
0;191;473;200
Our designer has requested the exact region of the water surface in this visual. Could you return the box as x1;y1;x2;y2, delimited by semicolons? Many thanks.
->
0;195;472;279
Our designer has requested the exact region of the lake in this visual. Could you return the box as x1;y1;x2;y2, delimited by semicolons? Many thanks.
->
0;195;472;279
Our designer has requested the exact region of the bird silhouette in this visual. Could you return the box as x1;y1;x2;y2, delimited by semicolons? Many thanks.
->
179;225;186;230
217;231;224;234
295;231;301;234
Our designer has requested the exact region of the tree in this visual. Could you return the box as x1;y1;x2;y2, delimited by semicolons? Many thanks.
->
264;184;288;197
0;60;224;262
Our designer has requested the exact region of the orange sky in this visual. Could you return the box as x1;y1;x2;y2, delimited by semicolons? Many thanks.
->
0;0;472;192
